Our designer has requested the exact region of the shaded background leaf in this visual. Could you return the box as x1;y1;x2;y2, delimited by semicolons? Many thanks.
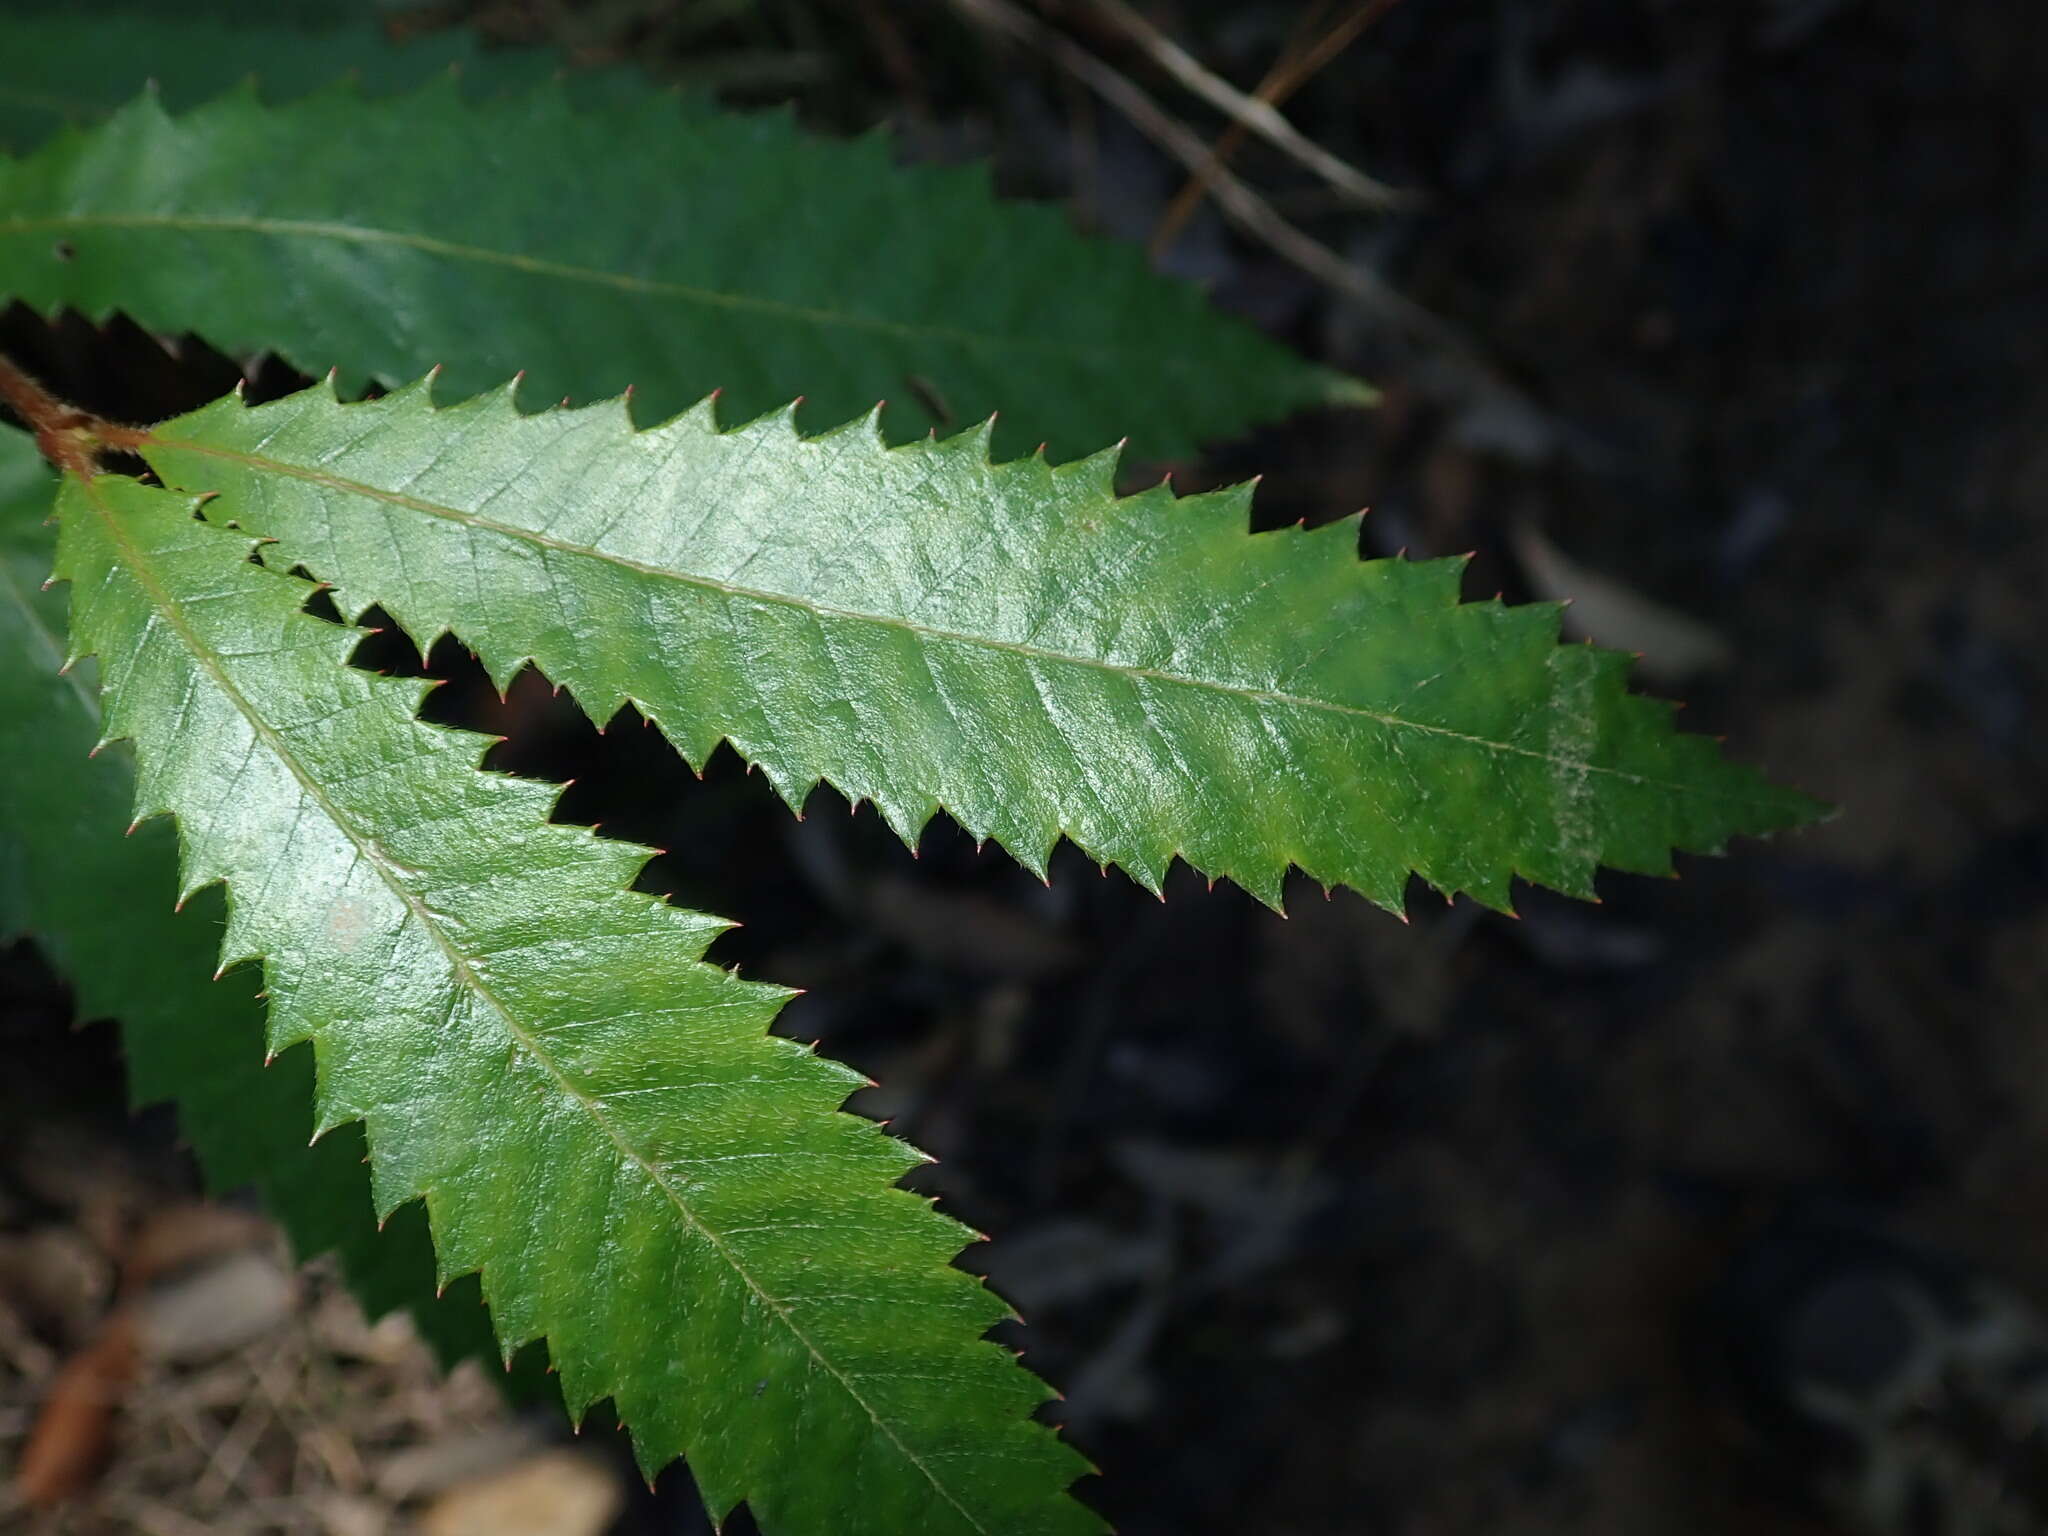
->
0;3;634;155
0;81;1363;461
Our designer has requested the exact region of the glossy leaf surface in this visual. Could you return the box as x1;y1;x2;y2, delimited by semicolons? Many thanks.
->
140;380;1824;913
0;425;512;1370
51;466;1100;1536
0;83;1362;460
0;431;515;1359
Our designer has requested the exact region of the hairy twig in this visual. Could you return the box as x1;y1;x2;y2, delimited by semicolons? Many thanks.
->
1079;0;1407;211
0;354;69;438
0;356;135;480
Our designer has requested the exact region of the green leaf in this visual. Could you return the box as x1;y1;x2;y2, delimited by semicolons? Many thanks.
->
0;423;510;1374
0;7;606;154
0;81;1363;461
140;379;1823;913
50;466;1101;1536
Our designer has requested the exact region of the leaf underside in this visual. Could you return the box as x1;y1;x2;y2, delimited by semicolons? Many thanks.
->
0;81;1362;461
141;379;1824;915
51;468;1101;1536
0;425;511;1372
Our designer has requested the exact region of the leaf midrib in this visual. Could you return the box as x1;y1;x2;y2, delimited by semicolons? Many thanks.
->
76;475;992;1535
151;428;1784;807
2;211;1149;371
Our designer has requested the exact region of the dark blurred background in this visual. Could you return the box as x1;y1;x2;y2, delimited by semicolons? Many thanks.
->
3;1;2044;1533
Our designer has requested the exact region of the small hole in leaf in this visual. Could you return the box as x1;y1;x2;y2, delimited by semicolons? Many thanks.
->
52;241;74;262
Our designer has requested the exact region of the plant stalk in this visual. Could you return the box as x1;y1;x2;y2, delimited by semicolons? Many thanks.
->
0;354;147;479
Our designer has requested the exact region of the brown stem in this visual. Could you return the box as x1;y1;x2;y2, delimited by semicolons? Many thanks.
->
1149;0;1402;261
0;353;145;480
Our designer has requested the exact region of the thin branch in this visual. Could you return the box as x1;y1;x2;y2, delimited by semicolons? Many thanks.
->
951;0;1555;453
1277;1;1399;100
0;354;70;438
1152;0;1381;259
1078;0;1408;211
0;355;115;480
949;0;1440;342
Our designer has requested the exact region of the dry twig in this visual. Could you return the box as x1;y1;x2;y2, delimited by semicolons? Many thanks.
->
1151;0;1399;255
949;0;1441;342
1078;0;1407;211
951;0;1555;454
